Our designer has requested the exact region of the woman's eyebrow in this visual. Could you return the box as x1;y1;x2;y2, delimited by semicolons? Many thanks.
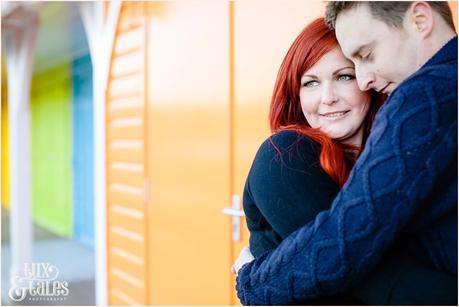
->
301;74;318;79
302;66;354;79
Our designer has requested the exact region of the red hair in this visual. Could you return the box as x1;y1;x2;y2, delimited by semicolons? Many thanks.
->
269;18;385;187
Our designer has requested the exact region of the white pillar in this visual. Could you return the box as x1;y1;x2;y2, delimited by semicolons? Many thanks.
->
4;11;39;286
78;1;121;305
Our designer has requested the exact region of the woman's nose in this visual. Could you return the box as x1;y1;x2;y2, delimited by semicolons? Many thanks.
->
321;82;338;105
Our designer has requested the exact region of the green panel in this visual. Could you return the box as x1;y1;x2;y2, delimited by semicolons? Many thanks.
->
31;63;72;238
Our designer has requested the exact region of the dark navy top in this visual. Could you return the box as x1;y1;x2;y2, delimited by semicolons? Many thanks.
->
237;37;458;305
244;131;338;258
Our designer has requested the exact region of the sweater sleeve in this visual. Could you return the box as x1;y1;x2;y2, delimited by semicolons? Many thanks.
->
236;78;458;305
243;131;339;258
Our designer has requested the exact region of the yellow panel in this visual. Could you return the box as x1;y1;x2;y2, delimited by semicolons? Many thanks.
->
1;66;9;208
146;1;231;305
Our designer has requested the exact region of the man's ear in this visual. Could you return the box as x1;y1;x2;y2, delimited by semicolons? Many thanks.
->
408;1;434;37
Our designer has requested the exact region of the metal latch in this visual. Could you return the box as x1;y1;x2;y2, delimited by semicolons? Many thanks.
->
222;194;245;241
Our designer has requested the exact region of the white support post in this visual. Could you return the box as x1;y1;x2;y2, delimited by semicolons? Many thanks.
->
78;1;121;305
4;12;39;289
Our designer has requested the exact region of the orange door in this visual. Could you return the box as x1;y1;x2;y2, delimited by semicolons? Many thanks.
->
145;1;232;304
230;1;326;304
106;1;328;305
107;1;455;305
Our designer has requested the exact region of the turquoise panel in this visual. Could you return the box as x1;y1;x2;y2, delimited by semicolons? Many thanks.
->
71;53;94;248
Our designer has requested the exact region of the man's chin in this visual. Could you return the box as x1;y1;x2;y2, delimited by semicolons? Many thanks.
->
382;83;397;95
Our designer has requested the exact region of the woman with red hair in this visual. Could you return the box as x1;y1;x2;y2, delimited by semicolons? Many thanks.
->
235;18;456;305
268;17;384;187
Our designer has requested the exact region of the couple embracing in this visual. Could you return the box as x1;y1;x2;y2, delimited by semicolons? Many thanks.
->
234;2;457;305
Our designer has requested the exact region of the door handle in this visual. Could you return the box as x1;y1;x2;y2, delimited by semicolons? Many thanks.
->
221;208;245;217
222;195;245;241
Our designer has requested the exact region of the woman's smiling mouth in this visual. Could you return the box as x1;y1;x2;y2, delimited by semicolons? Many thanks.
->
320;110;350;118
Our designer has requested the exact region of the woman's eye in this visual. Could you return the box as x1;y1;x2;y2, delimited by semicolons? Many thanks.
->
302;80;319;88
337;74;355;81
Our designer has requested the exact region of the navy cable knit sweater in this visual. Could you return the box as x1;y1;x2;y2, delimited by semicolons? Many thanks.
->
236;37;458;305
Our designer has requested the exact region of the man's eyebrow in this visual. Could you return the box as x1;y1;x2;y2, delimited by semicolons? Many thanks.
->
350;45;366;59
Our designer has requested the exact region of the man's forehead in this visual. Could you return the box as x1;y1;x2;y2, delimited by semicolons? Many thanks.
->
334;6;376;57
335;3;373;26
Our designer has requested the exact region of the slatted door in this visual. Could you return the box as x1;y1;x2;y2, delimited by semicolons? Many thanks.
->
105;3;148;305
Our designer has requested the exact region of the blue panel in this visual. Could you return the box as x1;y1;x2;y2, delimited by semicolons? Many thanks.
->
71;53;94;248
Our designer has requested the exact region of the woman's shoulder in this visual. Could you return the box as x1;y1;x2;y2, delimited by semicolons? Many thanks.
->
257;130;321;160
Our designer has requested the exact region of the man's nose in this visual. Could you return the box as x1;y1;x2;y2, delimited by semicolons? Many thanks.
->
356;65;375;91
321;82;338;105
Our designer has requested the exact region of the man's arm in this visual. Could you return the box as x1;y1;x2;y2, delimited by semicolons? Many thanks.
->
236;79;458;305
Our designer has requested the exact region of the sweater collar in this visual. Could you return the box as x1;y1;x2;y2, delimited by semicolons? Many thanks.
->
421;36;458;68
